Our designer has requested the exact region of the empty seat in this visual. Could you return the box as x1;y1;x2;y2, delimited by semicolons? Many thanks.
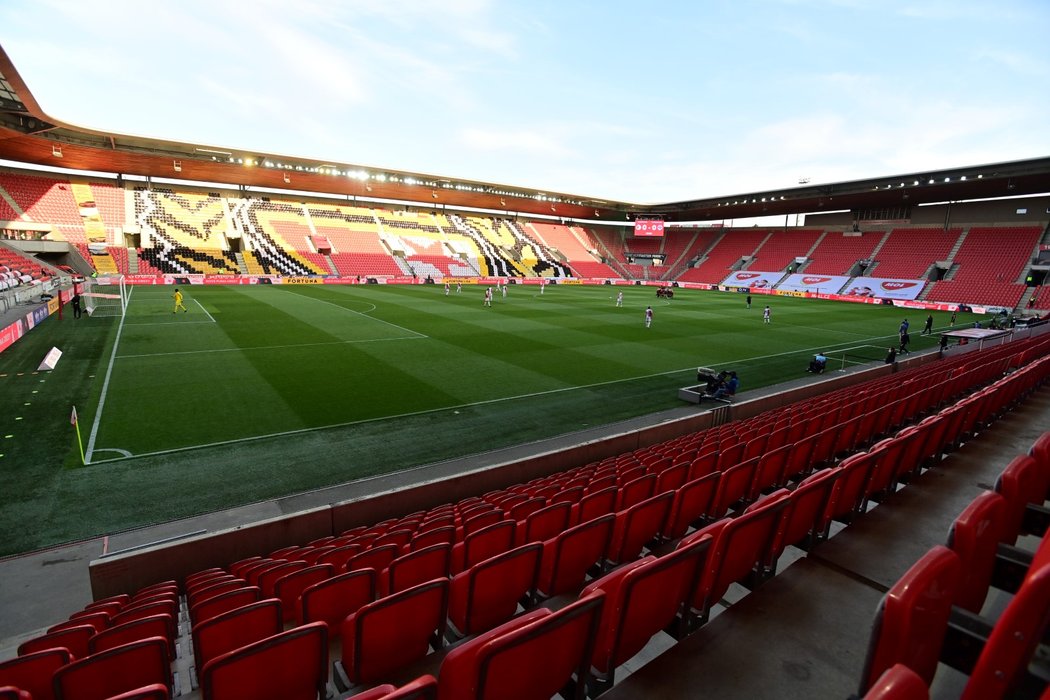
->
994;454;1043;544
662;472;720;540
299;569;376;629
946;491;1008;613
274;565;334;622
448;543;542;637
17;625;94;660
88;614;174;657
101;685;170;700
450;520;515;575
0;687;31;700
858;546;960;695
346;545;400;575
582;533;712;692
572;486;618;526
199;622;327;700
337;579;449;689
515;502;572;546
381;544;451;596
436;591;605;700
0;647;72;700
607;492;673;565
960;564;1050;700
537;513;615;599
53;637;170;700
191;599;283;673
189;586;263;628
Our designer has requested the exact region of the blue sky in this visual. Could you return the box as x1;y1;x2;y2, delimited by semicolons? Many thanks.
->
1;0;1048;206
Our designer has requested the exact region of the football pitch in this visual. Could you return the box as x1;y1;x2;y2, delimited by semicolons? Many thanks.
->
0;283;958;555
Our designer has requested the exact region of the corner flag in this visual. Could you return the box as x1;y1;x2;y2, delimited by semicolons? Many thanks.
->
71;405;85;465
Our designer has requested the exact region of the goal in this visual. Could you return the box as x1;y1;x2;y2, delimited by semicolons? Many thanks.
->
80;275;128;318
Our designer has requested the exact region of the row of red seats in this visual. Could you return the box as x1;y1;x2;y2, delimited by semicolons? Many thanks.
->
859;425;1050;700
2;335;1041;696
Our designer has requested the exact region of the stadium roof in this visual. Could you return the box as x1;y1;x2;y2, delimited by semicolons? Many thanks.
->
0;43;1048;225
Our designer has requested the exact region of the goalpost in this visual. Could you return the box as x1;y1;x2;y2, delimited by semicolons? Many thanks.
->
80;275;128;318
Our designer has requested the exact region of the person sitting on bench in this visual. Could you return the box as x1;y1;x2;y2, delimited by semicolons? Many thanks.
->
711;371;738;399
807;352;827;373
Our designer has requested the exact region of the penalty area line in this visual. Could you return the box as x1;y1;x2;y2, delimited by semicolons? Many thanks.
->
195;299;217;323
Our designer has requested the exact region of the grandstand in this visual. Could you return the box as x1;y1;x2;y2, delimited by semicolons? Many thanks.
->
2;38;1050;700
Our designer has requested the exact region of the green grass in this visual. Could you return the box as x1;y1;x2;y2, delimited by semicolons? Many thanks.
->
0;284;963;555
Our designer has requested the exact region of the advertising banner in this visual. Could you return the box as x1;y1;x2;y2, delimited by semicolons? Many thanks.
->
719;271;784;290
844;277;926;300
0;319;25;354
777;274;850;294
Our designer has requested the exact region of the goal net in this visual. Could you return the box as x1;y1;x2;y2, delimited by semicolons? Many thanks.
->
80;276;128;318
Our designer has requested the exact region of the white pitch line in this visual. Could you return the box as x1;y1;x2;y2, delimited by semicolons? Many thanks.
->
124;321;216;327
85;287;135;464
86;327;903;465
116;335;424;360
195;298;217;323
282;288;428;338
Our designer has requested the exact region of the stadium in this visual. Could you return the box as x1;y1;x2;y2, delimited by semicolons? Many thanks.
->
0;21;1049;700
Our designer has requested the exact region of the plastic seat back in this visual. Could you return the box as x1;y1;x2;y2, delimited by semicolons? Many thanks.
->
861;664;929;700
584;534;711;683
960;564;1050;700
348;675;438;700
538;514;615;598
200;622;327;700
192;599;283;672
0;647;72;700
572;486;618;526
859;546;960;694
947;491;1007;612
451;521;515;575
99;684;169;700
274;565;334;622
189;586;263;628
663;472;720;540
994;454;1041;544
710;459;758;519
616;474;656;511
449;543;542;636
341;579;449;686
88;614;174;657
517;502;572;546
382;544;451;596
257;561;308;598
346;545;399;575
608;492;673;565
17;625;94;660
773;468;839;558
53;636;169;700
437;591;604;700
300;568;376;630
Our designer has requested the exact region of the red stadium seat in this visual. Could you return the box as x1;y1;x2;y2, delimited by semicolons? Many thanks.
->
583;533;711;692
53;637;170;700
191;599;283;673
662;472;720;540
709;458;758;519
858;546;960;695
994;454;1043;544
448;543;542;638
0;687;31;700
88;614;175;658
189;586;262;628
946;491;1008;612
337;579;448;689
436;591;605;700
346;545;400;575
607;492;673;566
537;513;615;599
0;647;72;700
572;486;618;526
299;568;376;630
273;564;334;622
515;502;572;546
616;474;656;511
18;625;94;660
450;520;515;575
380;544;451;596
345;675;437;699
102;685;170;700
199;622;327;700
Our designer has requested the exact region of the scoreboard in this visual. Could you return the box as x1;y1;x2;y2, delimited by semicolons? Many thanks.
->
633;219;665;237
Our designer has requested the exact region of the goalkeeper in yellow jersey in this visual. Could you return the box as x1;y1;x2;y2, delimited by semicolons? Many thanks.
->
173;287;188;313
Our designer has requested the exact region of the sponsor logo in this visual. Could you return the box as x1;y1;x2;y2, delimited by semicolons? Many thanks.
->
881;281;918;290
284;278;323;284
734;273;761;280
801;276;831;284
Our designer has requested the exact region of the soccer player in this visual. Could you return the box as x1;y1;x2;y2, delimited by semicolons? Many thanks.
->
616;291;624;307
456;282;462;294
444;282;450;296
763;305;771;324
644;305;653;328
173;287;188;313
746;294;752;309
484;287;492;307
921;314;933;335
502;285;507;299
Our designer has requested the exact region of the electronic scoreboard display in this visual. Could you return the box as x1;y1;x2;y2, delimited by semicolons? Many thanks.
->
633;219;665;237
